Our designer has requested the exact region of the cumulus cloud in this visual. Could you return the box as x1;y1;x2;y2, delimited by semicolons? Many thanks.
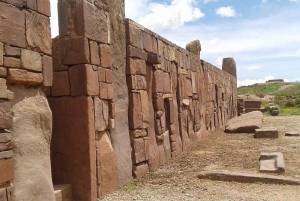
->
237;75;275;87
138;0;205;31
215;6;237;17
125;0;150;20
204;0;218;4
247;66;262;71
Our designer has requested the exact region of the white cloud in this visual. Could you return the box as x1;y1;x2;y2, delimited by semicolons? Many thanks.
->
50;0;58;38
262;0;268;4
215;6;237;17
204;0;218;4
296;49;300;55
247;66;262;71
125;0;150;20
289;0;299;3
138;0;205;31
237;76;275;87
216;57;223;66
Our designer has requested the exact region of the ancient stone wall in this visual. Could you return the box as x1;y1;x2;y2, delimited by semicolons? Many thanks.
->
0;0;54;200
125;19;237;175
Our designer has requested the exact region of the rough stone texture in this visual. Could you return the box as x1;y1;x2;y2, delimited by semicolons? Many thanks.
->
225;111;263;133
254;128;278;138
90;41;100;65
42;55;53;87
0;101;13;130
3;57;21;68
100;44;112;68
51;71;70;96
186;40;201;57
222;58;237;77
21;49;42;72
0;150;13;160
0;43;3;66
61;37;90;65
0;2;26;48
9;86;55;201
133;163;149;178
0;188;7;201
37;0;51;17
0;158;14;184
259;152;285;173
54;184;73;201
108;0;133;187
285;131;300;137
49;96;96;201
271;110;279;116
7;69;43;85
94;98;109;132
0;133;13;152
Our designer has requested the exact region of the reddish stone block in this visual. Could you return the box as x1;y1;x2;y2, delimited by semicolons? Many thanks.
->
4;57;21;68
69;64;99;96
105;69;113;84
94;98;109;132
125;22;143;50
98;67;106;82
127;75;147;90
90;41;100;65
42;55;53;87
143;32;152;52
132;138;146;164
100;44;112;68
0;101;13;130
109;101;115;119
4;45;20;57
61;37;90;65
0;159;14;184
0;2;26;48
74;1;108;43
153;70;164;93
27;0;37;10
133;163;149;178
0;133;13;152
51;71;70;96
153;96;164;112
107;84;113;100
5;0;25;7
140;91;150;128
129;130;147;138
37;0;50;16
7;68;43;85
0;43;3;66
126;45;147;60
128;92;143;129
99;82;108;99
163;72;171;93
26;11;51;54
126;58;146;76
185;78;193;97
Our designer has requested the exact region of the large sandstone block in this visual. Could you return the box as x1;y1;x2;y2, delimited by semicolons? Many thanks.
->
74;1;108;43
10;86;55;201
0;43;3;66
26;10;51;54
100;44;112;68
0;2;26;48
126;58;146;75
90;41;100;65
0;101;13;130
49;96;96;201
0;158;14;184
42;55;53;86
7;69;43;85
61;37;90;65
140;91;150;128
132;138;146;164
128;93;143;129
21;49;42;72
3;57;21;68
0;133;13;152
255;128;278;138
51;71;70;96
222;58;236;77
133;163;149;178
37;0;51;17
69;64;99;96
186;40;201;57
94;98;109;132
127;75;147;90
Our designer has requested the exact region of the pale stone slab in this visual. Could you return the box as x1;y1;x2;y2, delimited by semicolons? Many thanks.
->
255;128;278;138
259;152;285;173
21;49;42;72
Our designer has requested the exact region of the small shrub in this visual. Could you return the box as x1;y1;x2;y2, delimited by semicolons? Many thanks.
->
285;100;295;107
264;103;271;111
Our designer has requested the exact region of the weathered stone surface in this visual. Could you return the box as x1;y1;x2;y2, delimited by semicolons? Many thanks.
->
4;0;25;7
244;100;261;109
127;45;147;60
90;41;100;65
133;163;149;178
98;67;106;82
49;96;96;201
94;98;109;132
74;1;108;43
0;158;14;184
285;131;300;137
0;2;26;48
0;101;13;130
96;132;119;198
186;40;201;57
26;11;51;54
0;133;13;152
3;57;21;68
4;45;20;57
128;92;143;129
271;109;279;116
100;44;112;68
51;71;70;96
105;69;113;84
9;86;55;201
37;0;51;17
0;150;13;159
54;184;73;201
21;49;42;72
61;37;90;65
132;138;146;164
69;64;99;96
222;58;236;77
0;43;3;66
7;68;43;85
140;91;150;128
126;58;146;75
42;55;53;86
0;188;7;201
255;128;278;138
27;0;37;11
129;129;147;138
260;152;285;173
127;75;147;90
225;111;263;133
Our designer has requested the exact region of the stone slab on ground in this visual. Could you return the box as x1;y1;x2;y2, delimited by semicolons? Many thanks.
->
254;128;278;138
198;171;300;185
285;131;300;137
259;152;285;173
225;111;263;133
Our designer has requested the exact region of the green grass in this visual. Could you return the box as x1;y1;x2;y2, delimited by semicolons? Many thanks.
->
237;83;284;95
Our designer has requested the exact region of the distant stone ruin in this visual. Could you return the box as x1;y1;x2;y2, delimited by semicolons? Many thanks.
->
266;79;284;83
0;0;238;200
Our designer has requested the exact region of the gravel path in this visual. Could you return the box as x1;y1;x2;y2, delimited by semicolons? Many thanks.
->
102;116;300;201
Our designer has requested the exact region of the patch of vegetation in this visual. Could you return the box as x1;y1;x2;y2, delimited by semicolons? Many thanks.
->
237;83;284;95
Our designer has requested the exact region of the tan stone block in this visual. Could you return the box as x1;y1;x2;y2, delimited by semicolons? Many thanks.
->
0;159;14;184
51;71;70;96
0;78;7;99
26;11;51;54
126;58;146;75
90;41;100;65
133;163;149;178
94;98;109;131
105;69;113;84
7;68;43;85
98;67;106;82
0;43;3;66
99;82;108;99
153;70;164;93
107;84;113;100
100;44;112;68
42;55;53;86
128;92;143;129
127;75;147;90
132;138;146;164
109;101;115;119
163;73;171;93
140;91;149;128
143;32;152;52
61;37;90;65
0;133;13;152
21;49;42;72
0;188;6;201
27;0;37;10
127;45;147;60
3;57;20;68
126;23;143;49
69;64;99;96
129;129;147;138
169;46;176;61
4;45;20;57
0;101;13;130
0;67;7;78
0;2;26;48
37;0;50;16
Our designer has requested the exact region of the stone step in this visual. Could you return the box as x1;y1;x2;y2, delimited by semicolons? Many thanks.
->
259;152;285;173
254;128;278;138
54;184;73;201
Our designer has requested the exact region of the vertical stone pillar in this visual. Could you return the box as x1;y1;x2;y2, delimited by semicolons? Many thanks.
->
0;0;54;200
222;57;237;77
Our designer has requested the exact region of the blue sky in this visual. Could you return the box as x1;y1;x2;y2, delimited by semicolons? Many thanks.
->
50;0;300;86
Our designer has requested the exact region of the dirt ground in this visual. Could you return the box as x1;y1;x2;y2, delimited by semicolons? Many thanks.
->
103;116;300;201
